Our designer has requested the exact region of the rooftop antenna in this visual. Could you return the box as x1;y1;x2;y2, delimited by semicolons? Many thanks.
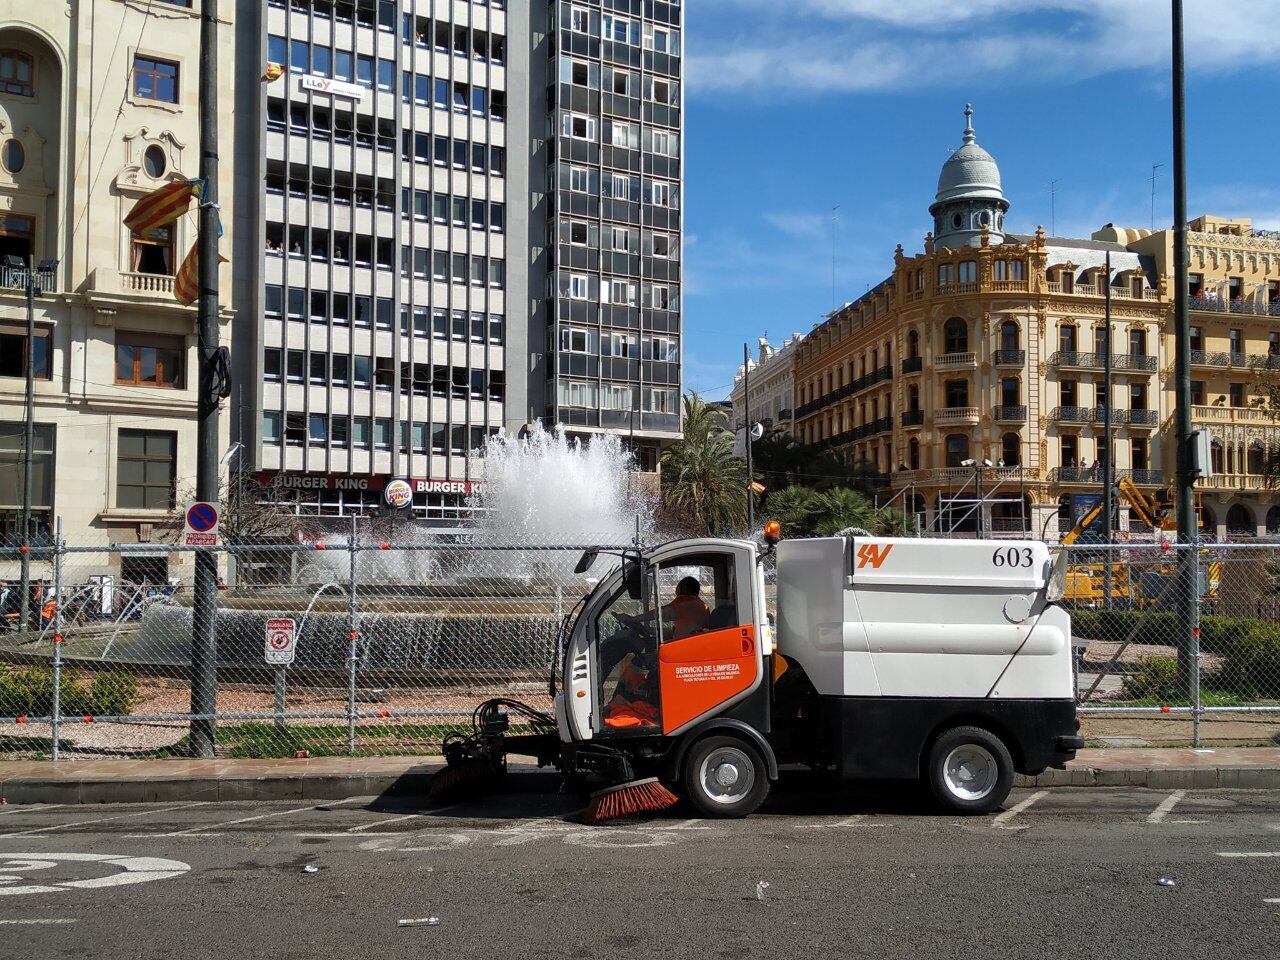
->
1049;179;1059;236
1149;163;1165;231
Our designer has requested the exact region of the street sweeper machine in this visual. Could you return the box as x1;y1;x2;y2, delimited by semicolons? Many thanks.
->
437;530;1083;821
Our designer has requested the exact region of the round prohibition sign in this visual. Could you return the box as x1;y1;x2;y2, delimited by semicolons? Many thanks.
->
186;502;218;533
268;629;292;651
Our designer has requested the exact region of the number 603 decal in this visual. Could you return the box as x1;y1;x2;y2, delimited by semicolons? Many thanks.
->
992;547;1035;568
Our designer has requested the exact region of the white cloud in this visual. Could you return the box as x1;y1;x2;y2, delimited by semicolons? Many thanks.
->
691;1;1280;96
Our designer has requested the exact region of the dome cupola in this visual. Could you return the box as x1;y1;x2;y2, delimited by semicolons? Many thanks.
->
929;104;1009;249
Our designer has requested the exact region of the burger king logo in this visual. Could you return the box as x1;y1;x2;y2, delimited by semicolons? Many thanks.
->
383;479;413;510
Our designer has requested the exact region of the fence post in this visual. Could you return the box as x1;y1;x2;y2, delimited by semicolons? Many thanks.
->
1191;544;1202;748
347;514;358;755
51;516;63;762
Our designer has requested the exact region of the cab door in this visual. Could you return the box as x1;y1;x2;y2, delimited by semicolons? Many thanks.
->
655;548;762;735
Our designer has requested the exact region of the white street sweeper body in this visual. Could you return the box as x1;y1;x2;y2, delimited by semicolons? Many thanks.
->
445;533;1082;817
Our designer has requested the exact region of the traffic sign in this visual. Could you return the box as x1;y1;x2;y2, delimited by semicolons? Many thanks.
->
264;618;297;665
182;501;221;547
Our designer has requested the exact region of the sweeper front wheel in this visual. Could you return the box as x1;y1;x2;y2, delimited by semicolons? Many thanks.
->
682;735;770;818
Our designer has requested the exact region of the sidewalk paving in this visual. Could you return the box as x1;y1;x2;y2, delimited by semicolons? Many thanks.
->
1;749;1278;805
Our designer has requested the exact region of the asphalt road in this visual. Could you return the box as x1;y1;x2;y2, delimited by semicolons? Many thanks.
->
0;777;1277;960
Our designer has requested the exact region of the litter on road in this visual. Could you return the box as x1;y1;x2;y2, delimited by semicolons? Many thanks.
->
302;865;319;874
755;881;769;902
1157;877;1177;887
398;918;441;927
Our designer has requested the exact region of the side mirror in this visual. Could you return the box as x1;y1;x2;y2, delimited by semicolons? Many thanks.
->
574;549;599;575
623;558;644;601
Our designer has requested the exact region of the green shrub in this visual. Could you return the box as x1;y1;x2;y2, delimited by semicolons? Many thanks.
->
0;665;137;718
1120;656;1181;701
89;671;139;717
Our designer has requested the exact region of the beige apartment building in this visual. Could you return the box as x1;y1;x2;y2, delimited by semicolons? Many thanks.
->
0;3;236;585
793;107;1280;541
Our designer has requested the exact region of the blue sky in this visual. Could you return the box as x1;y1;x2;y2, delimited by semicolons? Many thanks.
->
681;0;1280;398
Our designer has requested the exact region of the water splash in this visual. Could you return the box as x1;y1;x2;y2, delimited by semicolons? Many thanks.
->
471;424;654;548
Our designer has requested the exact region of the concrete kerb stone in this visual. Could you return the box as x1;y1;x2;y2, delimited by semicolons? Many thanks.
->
2;759;1279;805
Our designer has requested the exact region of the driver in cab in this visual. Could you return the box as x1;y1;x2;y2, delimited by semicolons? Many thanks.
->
603;577;709;729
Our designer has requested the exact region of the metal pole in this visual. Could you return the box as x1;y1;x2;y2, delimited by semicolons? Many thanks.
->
975;466;983;537
743;343;755;533
347;514;358;755
274;667;287;734
51;516;62;761
18;257;35;634
1172;0;1199;692
1102;251;1114;606
1191;545;1202;746
188;0;221;758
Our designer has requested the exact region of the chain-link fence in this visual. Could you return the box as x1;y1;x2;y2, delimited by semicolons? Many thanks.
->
3;529;1279;760
1065;542;1280;746
0;517;624;760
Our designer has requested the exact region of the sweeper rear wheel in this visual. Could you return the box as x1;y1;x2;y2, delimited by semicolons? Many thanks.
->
681;735;770;818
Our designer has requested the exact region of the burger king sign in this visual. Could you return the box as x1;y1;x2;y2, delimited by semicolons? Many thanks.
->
383;478;414;510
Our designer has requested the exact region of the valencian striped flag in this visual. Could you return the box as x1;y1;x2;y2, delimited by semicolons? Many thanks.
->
173;242;199;306
262;61;285;82
123;178;199;235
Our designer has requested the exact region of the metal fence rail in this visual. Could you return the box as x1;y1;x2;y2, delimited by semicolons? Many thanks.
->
2;529;1279;759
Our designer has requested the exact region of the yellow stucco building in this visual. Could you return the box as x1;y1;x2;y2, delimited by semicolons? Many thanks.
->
793;108;1280;541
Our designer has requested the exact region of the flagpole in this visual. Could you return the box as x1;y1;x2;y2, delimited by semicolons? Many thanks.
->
190;0;221;758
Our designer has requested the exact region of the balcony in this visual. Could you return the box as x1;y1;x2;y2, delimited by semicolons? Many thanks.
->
1190;350;1280;371
83;266;189;311
994;405;1027;423
1125;409;1159;428
1192;404;1273;425
1112;353;1157;373
0;263;58;294
935;406;979;425
891;465;1033;488
777;408;793;421
936;351;977;370
993;349;1025;366
990;280;1029;293
1197;474;1269;491
901;409;924;427
1051;405;1094;423
901;356;923;375
1052;466;1103;484
1050;350;1101;369
1126;469;1164;486
121;272;176;295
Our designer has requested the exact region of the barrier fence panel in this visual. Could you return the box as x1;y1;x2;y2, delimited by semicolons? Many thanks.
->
1065;541;1280;746
4;530;1280;759
0;518;627;760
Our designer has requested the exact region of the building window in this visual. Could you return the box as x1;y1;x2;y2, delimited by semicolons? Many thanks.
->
1191;380;1205;405
958;261;976;284
944;380;969;408
1129;383;1148;411
1061;380;1077;407
142;144;167;179
116;429;177;510
1230;382;1245;407
130;226;174;275
908;437;921;470
945;434;969;468
0;212;34;262
0;422;54;546
115;332;184;387
943;317;967;354
999;321;1019;352
133;55;180;104
1061;435;1078;467
1131;438;1148;472
1002;433;1020;467
0;50;34;98
0;323;50;380
262;411;280;444
1000;378;1019;406
1;139;24;174
1059;324;1077;353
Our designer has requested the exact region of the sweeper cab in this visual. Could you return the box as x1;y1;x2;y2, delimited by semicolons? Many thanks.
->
439;531;1083;818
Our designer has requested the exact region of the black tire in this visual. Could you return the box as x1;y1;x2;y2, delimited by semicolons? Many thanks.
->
926;725;1014;814
681;735;770;819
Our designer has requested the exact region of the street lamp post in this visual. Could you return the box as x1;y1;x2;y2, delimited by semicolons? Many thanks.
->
961;457;993;536
7;254;57;634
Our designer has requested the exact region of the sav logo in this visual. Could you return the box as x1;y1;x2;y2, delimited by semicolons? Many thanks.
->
856;543;894;570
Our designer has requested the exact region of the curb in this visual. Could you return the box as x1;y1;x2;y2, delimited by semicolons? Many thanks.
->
1018;766;1280;790
2;764;1277;805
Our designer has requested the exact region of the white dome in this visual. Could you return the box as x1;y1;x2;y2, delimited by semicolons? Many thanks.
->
934;105;1004;205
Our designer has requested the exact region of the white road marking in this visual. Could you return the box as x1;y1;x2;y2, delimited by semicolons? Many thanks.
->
1265;899;1280;905
0;853;189;896
0;805;63;817
1219;852;1280;858
992;790;1048;831
794;815;875;830
163;796;366;838
1147;790;1187;824
0;803;204;839
0;918;78;925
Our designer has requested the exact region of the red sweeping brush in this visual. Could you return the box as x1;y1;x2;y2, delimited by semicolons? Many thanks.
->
580;777;679;824
426;757;497;803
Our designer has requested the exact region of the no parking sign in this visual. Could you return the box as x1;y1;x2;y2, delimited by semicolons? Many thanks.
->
264;618;297;665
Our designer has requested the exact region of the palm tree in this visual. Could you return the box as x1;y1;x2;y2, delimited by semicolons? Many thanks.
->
661;393;748;536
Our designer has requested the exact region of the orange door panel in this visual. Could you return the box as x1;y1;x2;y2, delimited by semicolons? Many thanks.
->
658;625;758;734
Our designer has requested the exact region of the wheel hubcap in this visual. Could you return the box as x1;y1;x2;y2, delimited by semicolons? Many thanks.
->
942;744;998;801
699;747;755;804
